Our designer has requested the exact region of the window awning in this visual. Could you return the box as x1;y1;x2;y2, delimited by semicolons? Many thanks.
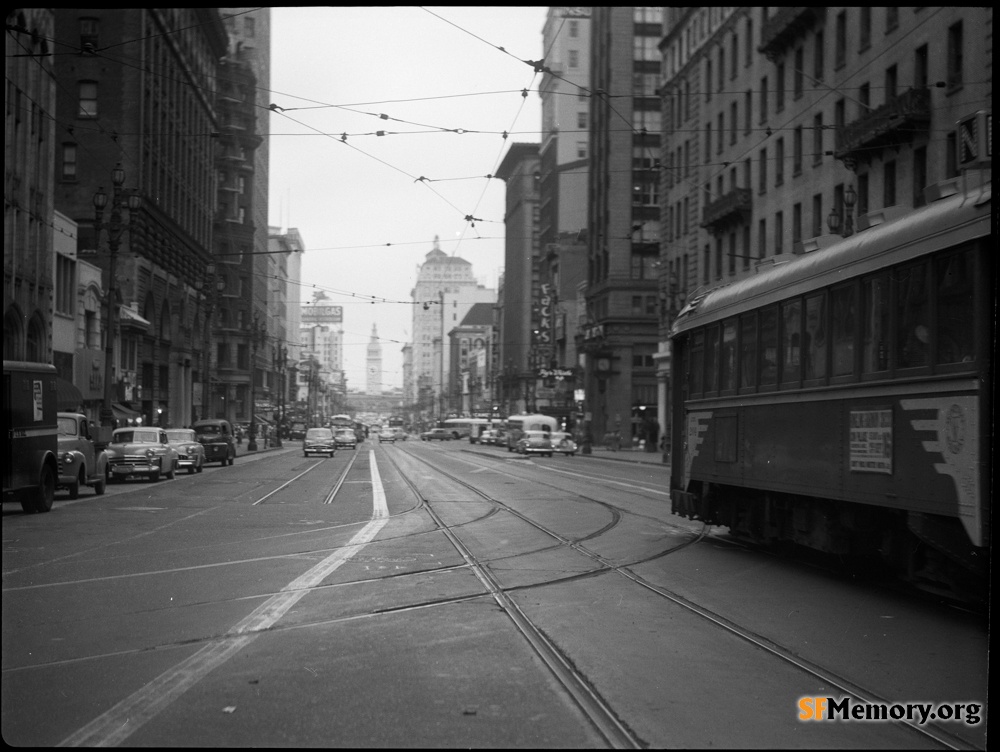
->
119;305;151;331
56;377;84;412
112;402;140;421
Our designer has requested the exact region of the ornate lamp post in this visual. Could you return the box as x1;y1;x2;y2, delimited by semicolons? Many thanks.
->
247;312;266;451
94;164;141;430
827;184;858;238
272;343;287;447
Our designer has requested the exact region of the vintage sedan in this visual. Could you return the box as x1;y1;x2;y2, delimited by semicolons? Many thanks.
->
303;427;336;457
420;428;452;441
376;429;395;444
106;428;179;482
164;428;206;474
334;427;358;449
515;430;553;457
193;419;236;466
550;431;578;457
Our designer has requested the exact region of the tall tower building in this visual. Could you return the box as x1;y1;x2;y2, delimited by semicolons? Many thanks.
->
409;237;495;418
366;324;383;395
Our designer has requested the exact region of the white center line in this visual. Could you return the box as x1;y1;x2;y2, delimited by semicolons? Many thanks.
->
59;451;389;747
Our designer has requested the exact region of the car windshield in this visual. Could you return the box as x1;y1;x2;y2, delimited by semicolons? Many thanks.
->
195;425;221;435
551;432;571;442
306;428;333;439
524;431;548;440
113;430;160;444
57;417;77;436
165;430;196;442
335;429;353;437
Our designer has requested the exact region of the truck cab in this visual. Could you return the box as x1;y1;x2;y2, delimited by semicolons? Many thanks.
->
57;412;109;498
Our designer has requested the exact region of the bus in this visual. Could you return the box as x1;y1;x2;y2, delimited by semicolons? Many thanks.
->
441;417;493;443
504;413;559;451
668;176;992;601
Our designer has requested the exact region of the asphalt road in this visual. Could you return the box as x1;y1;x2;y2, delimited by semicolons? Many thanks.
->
2;439;988;748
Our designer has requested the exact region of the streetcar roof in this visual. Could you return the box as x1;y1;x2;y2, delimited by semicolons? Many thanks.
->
670;181;991;335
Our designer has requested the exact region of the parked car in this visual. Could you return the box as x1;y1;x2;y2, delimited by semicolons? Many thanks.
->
377;430;395;444
164;428;206;474
56;412;108;498
420;428;452;441
550;431;578;457
392;429;408;441
334;428;358;449
478;429;498;446
106;427;179;482
193;419;236;466
289;422;307;441
515;430;553;457
304;427;336;457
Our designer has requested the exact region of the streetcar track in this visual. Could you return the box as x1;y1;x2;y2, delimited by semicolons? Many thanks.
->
391;444;977;752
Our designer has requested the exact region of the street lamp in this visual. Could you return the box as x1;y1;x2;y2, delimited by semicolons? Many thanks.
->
246;312;266;450
827;184;858;238
94;163;141;430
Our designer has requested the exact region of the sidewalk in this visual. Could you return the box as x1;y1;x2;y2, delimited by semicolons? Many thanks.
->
582;445;667;465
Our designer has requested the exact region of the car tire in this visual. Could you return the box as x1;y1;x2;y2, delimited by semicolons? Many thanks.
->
228;450;235;466
23;464;56;514
196;461;203;473
68;472;82;500
188;465;196;475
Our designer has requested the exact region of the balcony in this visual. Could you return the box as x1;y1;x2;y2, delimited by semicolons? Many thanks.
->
835;88;931;168
701;188;751;234
758;7;824;61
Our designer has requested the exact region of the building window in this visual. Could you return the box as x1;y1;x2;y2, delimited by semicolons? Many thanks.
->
945;132;958;178
794;47;804;99
758;147;767;194
715;238;723;280
793;126;803;175
859;82;871;115
775;62;785;112
730;32;738;79
813;113;823;166
706;58;712;102
885;64;898;101
885;7;898;33
792;203;802;247
705;123;712;161
577;141;587;159
78;81;98;118
859;8;871;52
742;224;751;270
717;112;724;154
79;16;99;48
758;218;767;260
55;254;75;315
883;160;897;207
744;90;751;134
759;76;768;124
703;245;711;284
913;146;927;207
947;22;963;90
569;19;578;38
914;44;928;89
811;194;823;238
61;143;77;180
835;11;846;69
568;49;579;69
728;232;736;275
857;173;869;216
730;102;737;145
774;211;784;255
775;138;784;186
814;30;824;82
577;111;587;129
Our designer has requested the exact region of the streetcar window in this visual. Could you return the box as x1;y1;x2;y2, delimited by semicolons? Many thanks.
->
831;284;856;376
739;314;757;388
935;248;975;364
720;319;738;392
895;260;930;368
704;324;720;393
803;293;827;380
690;330;705;394
862;274;889;373
759;306;778;386
779;299;802;384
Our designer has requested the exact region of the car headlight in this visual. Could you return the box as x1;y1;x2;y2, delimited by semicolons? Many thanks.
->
188;445;200;453
61;452;72;464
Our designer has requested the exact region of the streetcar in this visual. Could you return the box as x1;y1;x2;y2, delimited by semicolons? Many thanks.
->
667;178;992;601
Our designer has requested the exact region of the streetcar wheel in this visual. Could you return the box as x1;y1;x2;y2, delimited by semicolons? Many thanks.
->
24;464;56;513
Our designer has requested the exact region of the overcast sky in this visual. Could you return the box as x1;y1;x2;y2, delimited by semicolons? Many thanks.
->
267;6;547;391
